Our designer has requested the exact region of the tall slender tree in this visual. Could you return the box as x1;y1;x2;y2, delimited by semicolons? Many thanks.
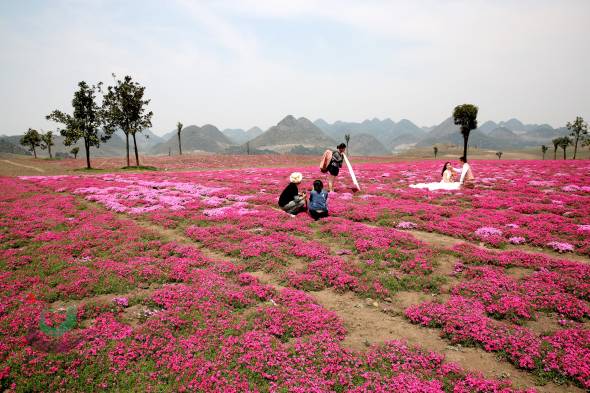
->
566;116;588;160
552;138;560;160
177;122;183;155
557;136;571;160
541;145;548;160
20;128;42;158
40;130;55;159
433;146;438;158
46;81;110;169
452;104;478;160
344;134;351;155
102;74;153;167
70;146;79;159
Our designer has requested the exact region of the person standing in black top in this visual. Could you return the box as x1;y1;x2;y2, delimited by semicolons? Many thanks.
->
278;172;307;215
328;143;346;192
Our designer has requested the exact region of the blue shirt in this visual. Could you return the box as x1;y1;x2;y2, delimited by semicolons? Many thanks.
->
309;189;328;211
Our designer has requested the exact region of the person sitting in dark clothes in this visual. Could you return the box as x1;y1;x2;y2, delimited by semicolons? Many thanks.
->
278;172;307;215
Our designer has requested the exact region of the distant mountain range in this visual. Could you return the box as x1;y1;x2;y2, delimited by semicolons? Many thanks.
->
150;125;234;155
221;127;263;144
245;115;335;154
0;116;571;158
414;117;568;150
314;117;426;149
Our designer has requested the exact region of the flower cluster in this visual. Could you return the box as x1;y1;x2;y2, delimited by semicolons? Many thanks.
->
396;221;418;230
547;241;574;253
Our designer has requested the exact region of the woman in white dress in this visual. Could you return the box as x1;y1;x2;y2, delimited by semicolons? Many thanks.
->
410;162;461;191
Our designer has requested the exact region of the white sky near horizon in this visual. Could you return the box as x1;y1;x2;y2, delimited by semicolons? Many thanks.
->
1;0;589;136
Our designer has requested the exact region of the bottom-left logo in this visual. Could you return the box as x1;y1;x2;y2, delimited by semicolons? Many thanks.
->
39;307;78;337
25;306;82;353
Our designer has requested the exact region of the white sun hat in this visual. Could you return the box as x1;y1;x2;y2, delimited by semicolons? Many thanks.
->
289;172;303;183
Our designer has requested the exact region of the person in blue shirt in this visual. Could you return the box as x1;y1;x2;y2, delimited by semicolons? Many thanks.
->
308;179;329;220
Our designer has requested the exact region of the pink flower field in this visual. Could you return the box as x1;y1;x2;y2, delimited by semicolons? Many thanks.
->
1;159;589;392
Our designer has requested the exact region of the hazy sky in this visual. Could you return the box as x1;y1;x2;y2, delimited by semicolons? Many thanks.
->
1;0;589;136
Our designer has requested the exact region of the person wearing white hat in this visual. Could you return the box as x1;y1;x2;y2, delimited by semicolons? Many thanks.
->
278;172;307;215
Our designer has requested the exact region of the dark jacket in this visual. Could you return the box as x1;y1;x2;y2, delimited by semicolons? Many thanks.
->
278;183;299;207
330;151;344;168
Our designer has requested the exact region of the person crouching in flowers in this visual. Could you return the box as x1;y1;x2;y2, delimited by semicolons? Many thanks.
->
308;179;329;220
278;172;307;215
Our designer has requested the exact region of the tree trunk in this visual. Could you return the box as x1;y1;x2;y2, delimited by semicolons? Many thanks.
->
132;133;140;167
573;137;578;159
563;147;566;160
48;144;52;159
84;139;91;169
542;152;545;160
178;133;182;155
125;132;130;167
32;146;37;159
462;132;469;160
554;148;557;160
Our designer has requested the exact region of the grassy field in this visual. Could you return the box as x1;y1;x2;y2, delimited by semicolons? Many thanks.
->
3;144;589;177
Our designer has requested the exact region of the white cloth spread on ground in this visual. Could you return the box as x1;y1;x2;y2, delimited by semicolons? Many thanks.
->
409;169;461;191
409;181;461;191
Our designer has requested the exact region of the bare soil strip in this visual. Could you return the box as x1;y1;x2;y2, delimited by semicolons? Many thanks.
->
1;159;45;172
310;289;580;393
408;229;590;264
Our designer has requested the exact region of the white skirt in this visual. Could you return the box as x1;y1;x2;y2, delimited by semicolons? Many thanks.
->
409;182;461;191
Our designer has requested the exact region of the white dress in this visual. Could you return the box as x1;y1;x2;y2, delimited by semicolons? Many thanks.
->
410;170;461;191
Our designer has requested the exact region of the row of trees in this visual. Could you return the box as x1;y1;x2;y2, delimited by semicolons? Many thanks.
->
20;128;81;159
21;75;153;169
543;117;589;160
452;105;589;161
20;129;53;159
543;137;571;160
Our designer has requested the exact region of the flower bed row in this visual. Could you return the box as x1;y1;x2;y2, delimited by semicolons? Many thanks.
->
405;296;590;389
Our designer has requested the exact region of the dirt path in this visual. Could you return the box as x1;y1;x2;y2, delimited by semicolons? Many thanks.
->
310;289;579;393
408;229;590;264
1;159;45;172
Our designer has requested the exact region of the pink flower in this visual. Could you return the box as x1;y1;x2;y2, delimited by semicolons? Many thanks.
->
112;297;129;307
509;236;526;245
547;241;574;252
475;227;503;238
396;221;417;230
